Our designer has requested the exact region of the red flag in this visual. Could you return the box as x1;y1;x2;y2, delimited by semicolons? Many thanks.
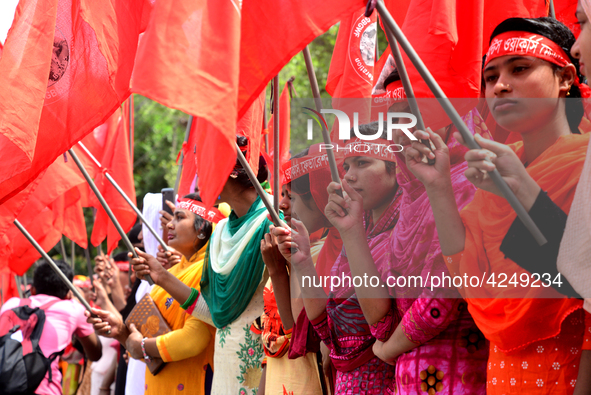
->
132;0;363;207
237;0;364;118
326;8;378;139
391;0;548;130
0;155;89;275
77;104;137;253
0;265;20;307
188;91;265;207
326;9;378;100
132;0;241;207
237;91;266;177
263;83;292;190
0;0;151;204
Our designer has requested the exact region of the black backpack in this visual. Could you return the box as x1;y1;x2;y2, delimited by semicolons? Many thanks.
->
0;299;65;395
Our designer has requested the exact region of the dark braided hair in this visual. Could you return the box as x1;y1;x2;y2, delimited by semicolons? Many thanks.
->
488;17;584;133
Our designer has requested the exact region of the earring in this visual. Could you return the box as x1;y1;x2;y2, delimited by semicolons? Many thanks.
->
198;233;205;239
567;90;571;96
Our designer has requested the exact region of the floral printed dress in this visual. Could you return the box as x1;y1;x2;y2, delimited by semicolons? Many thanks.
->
197;280;266;395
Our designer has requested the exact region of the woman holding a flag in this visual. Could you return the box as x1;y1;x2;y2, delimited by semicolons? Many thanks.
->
87;193;223;395
403;17;591;393
130;136;274;395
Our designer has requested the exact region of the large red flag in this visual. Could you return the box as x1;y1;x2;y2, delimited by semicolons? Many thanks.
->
237;0;364;118
326;8;378;100
326;8;378;138
76;104;137;253
185;91;266;206
0;155;89;275
132;0;241;208
132;0;363;207
0;0;151;204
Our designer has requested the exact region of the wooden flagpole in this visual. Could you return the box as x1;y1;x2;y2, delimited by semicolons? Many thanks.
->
235;143;284;227
67;149;155;284
273;76;280;213
14;220;93;312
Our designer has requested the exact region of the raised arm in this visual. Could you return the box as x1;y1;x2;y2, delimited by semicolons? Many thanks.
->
130;248;193;305
261;232;294;329
324;181;392;325
406;129;465;256
272;220;327;322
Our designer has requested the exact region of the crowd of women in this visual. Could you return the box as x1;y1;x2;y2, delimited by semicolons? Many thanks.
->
83;5;591;395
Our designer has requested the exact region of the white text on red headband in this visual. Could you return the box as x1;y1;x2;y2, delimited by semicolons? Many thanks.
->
177;199;226;223
485;31;570;68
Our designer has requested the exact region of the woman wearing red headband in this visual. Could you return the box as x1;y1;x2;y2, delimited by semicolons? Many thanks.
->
406;17;591;393
251;145;337;395
129;136;274;394
87;193;224;395
273;123;405;394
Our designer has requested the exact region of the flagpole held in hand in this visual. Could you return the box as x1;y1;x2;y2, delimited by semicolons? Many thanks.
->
382;24;434;165
272;75;281;213
174;116;194;198
76;142;170;254
67;149;155;285
302;46;344;200
235;143;284;228
374;0;547;246
14;219;94;313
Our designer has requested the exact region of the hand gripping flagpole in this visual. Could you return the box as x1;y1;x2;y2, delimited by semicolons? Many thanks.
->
14;219;93;312
273;75;281;213
67;149;155;284
174;116;194;198
375;0;547;246
235;143;285;227
302;46;343;194
77;142;170;253
382;23;434;165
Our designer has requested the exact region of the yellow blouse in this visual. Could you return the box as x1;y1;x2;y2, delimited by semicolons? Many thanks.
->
145;246;215;395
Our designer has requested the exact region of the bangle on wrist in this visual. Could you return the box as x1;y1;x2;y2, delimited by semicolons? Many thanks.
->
141;337;152;362
180;288;199;310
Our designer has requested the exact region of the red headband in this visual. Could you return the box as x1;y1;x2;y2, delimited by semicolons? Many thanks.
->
283;145;333;184
177;199;227;223
485;31;591;99
343;138;400;162
115;261;130;272
485;31;571;68
385;80;407;100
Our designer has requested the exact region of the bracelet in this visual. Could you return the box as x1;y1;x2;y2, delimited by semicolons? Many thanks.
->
180;288;199;310
141;337;152;362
